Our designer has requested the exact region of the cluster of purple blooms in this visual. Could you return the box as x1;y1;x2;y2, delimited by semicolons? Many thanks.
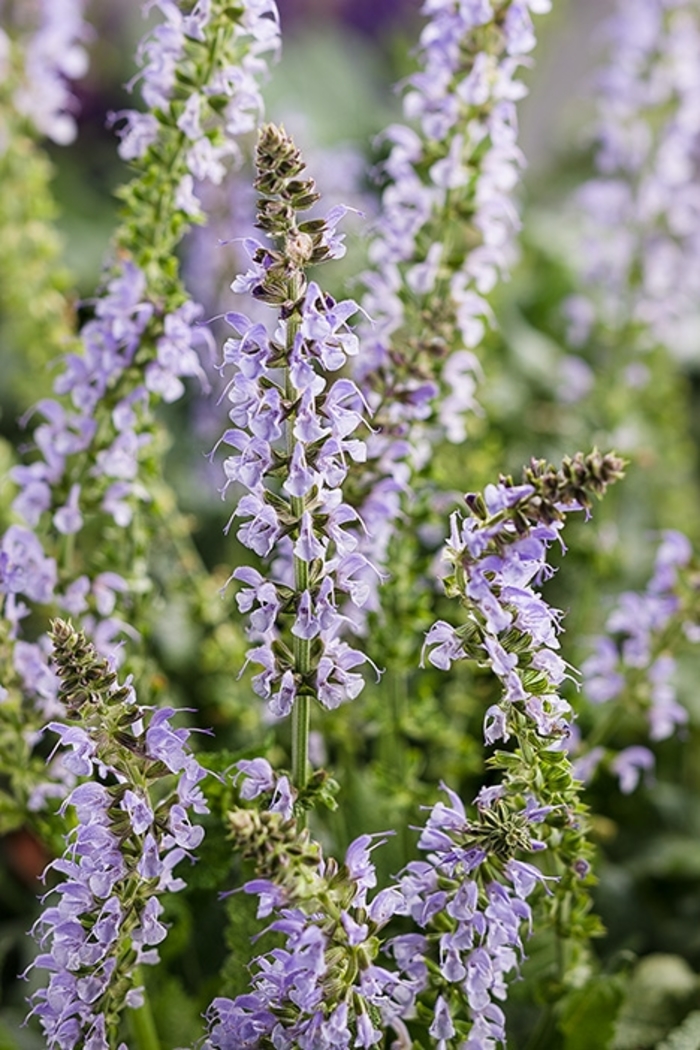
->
423;480;573;745
27;625;208;1050
219;257;378;714
353;0;552;609
1;263;210;732
574;0;700;356
8;0;90;145
208;769;552;1050
112;0;280;217
576;530;695;793
1;0;281;724
206;824;402;1049
388;785;553;1050
358;0;552;419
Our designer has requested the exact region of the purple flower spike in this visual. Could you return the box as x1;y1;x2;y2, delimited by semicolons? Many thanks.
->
28;623;209;1047
387;784;555;1047
582;530;695;751
212;125;374;720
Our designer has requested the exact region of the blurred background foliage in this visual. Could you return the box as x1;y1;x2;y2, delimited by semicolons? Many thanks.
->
3;1;700;1047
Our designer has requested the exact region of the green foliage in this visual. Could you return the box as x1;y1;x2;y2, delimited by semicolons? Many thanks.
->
658;1011;700;1050
611;956;700;1050
559;973;626;1050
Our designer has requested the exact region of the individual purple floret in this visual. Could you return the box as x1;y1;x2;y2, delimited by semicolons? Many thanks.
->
235;757;294;819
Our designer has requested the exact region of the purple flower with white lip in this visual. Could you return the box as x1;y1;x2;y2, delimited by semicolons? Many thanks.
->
0;525;57;608
235;756;295;820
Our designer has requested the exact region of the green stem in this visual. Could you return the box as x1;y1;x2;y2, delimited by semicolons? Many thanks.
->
292;691;310;797
284;309;311;802
127;973;161;1050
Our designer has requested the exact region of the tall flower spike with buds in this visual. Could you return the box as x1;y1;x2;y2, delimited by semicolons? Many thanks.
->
206;807;409;1049
375;453;624;1047
27;620;208;1050
216;123;375;787
0;1;280;789
423;450;626;746
351;0;553;610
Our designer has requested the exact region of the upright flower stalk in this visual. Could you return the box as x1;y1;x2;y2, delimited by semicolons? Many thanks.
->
0;0;280;818
575;529;700;793
27;620;208;1050
216;123;375;789
421;452;625;958
424;452;626;743
350;0;553;612
573;0;700;353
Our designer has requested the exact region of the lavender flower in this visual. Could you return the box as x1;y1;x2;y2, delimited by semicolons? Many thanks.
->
216;125;376;735
10;0;91;145
26;620;208;1049
418;452;624;991
351;0;552;612
573;0;700;356
206;807;405;1048
385;784;554;1049
423;452;625;745
575;530;698;791
9;0;281;562
582;530;692;741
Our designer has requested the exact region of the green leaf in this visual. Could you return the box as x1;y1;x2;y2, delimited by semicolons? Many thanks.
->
0;793;28;835
559;974;625;1050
